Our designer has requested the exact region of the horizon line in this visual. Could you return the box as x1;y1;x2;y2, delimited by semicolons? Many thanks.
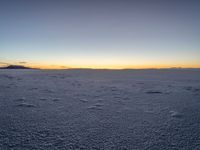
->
1;63;200;70
1;65;200;70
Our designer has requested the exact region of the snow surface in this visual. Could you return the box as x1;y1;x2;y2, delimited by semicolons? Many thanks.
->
0;69;200;150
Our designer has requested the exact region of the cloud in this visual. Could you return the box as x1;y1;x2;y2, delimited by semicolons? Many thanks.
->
0;62;10;65
60;66;69;69
19;62;27;64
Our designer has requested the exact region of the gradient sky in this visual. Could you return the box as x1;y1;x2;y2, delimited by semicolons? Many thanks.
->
0;0;200;69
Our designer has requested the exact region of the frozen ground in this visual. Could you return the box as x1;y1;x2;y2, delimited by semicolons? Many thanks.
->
0;69;200;150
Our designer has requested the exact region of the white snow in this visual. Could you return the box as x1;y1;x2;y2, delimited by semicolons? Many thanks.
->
0;69;200;149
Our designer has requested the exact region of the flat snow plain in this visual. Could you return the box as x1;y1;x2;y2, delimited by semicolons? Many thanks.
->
0;69;200;150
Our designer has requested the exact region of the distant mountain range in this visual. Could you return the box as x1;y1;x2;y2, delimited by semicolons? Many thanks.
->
0;65;33;69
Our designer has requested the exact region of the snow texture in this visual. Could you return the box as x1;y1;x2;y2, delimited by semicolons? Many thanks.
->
0;69;200;149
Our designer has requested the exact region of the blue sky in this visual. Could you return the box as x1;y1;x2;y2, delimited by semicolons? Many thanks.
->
0;0;200;68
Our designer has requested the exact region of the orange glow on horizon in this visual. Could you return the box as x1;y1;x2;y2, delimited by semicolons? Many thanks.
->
1;60;200;69
25;63;200;69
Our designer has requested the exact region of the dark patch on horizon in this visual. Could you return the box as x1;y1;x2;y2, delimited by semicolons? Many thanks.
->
0;65;32;69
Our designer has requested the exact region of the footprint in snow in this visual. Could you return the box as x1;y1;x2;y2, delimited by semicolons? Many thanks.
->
87;106;102;110
52;98;61;101
170;111;182;118
184;86;200;93
123;97;130;100
17;103;36;108
87;103;103;110
79;99;88;103
39;97;48;101
146;91;162;94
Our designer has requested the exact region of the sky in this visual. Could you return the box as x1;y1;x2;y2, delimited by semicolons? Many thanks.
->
0;0;200;69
